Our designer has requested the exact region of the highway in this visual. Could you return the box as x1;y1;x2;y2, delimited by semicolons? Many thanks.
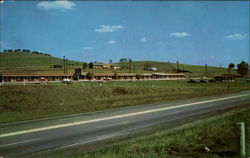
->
0;91;250;158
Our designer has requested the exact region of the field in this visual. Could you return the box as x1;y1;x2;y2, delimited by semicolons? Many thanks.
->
0;52;234;77
0;79;249;123
71;105;250;158
0;52;83;73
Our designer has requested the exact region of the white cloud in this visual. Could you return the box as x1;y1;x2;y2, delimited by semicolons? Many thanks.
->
106;40;116;44
37;0;75;11
139;37;147;42
95;25;124;33
170;32;191;37
224;33;247;40
83;47;94;50
158;41;172;45
210;55;215;58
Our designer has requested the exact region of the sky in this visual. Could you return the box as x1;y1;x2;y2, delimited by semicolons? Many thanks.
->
0;0;249;67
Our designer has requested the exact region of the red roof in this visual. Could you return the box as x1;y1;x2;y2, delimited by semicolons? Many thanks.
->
1;73;73;76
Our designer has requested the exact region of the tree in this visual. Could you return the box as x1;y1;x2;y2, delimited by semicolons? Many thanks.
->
86;72;94;81
82;63;88;70
109;59;113;64
228;63;235;73
22;49;30;53
119;58;128;63
237;61;249;76
113;73;118;80
135;74;141;80
89;62;94;69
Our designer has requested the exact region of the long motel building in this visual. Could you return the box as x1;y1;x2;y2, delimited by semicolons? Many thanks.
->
0;72;187;83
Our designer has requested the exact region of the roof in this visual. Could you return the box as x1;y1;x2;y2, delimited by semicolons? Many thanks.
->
92;62;109;66
82;73;185;76
1;73;73;76
221;74;238;77
152;73;186;75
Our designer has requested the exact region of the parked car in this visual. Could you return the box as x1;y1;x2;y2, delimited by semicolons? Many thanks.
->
188;79;200;83
200;79;208;83
209;79;217;82
62;78;72;84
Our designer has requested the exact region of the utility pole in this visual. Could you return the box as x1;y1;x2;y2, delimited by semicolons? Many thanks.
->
205;64;207;74
176;61;179;70
129;58;132;73
63;56;66;73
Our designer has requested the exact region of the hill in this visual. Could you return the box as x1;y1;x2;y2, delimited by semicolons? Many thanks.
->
0;52;83;73
0;52;234;77
116;60;234;77
117;60;175;72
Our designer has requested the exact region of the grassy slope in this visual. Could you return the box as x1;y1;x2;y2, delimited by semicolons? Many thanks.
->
178;63;236;78
0;52;233;76
115;61;234;77
116;61;176;73
0;79;249;123
72;106;250;158
0;52;83;73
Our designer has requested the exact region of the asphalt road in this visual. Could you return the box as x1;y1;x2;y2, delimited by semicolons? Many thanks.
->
1;91;250;158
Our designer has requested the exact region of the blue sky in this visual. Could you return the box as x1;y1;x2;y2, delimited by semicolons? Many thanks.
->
0;1;249;67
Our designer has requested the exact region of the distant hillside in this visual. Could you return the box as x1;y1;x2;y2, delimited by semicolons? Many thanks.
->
0;51;233;77
176;63;235;77
117;61;175;73
0;52;83;73
116;60;234;77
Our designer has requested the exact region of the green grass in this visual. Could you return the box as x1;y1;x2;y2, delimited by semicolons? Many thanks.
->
0;79;249;123
0;52;233;77
177;63;237;78
116;61;176;73
69;106;250;158
0;52;83;73
115;60;235;77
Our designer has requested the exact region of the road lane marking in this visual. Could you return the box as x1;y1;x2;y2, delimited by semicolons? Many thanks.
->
1;93;249;138
39;122;171;152
55;132;124;150
97;121;128;129
0;138;41;148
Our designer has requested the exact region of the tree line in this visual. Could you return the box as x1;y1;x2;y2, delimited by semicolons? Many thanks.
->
229;61;249;76
2;49;51;56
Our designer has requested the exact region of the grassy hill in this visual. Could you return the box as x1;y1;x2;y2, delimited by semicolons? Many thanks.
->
116;60;234;77
177;63;234;78
117;60;175;72
0;52;83;73
0;52;234;77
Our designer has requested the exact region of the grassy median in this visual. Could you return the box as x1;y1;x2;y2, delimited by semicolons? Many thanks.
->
0;79;249;123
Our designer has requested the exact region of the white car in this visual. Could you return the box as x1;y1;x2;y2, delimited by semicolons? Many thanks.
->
62;78;72;83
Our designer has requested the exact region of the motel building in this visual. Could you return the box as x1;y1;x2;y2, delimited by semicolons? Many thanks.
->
76;73;186;81
0;73;73;83
0;72;187;84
